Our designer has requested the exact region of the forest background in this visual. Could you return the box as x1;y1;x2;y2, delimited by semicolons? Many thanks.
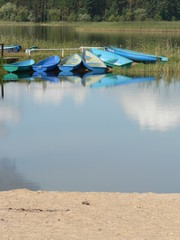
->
0;0;179;23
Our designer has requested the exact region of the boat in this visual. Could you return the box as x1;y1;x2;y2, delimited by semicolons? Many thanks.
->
90;48;132;68
58;53;82;72
82;50;107;73
106;46;168;63
32;55;60;72
0;45;22;53
3;59;35;73
33;72;60;83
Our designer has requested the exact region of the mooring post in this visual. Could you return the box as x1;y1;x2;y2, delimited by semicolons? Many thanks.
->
0;78;4;99
1;43;4;59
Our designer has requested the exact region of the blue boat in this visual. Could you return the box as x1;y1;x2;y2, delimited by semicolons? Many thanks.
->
33;72;60;83
82;50;107;73
0;45;22;53
106;46;168;63
32;55;60;72
90;48;132;68
3;59;35;73
58;53;82;72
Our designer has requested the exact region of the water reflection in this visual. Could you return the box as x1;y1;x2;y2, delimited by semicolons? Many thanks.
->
33;72;60;83
83;73;155;88
120;79;180;131
0;158;39;191
0;76;180;192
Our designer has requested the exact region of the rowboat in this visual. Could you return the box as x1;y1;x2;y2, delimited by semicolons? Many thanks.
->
90;48;132;68
3;59;35;73
58;53;82;72
32;55;60;72
82;50;107;73
106;46;168;63
0;45;22;53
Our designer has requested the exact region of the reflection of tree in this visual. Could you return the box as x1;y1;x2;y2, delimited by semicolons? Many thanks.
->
0;158;40;191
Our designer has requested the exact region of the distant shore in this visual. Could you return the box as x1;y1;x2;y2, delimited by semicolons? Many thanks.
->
0;189;180;239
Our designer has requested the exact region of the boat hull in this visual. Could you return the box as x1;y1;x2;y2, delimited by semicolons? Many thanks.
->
3;59;35;73
90;48;132;68
106;47;168;63
82;50;107;73
32;55;60;72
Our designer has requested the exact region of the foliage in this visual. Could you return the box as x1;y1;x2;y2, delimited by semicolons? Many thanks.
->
0;0;179;22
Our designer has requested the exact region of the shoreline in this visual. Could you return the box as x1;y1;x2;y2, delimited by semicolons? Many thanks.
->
0;189;180;239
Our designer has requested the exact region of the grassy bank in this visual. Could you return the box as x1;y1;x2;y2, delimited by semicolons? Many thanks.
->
0;21;180;33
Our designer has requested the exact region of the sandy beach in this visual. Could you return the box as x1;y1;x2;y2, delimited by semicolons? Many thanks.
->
0;189;179;240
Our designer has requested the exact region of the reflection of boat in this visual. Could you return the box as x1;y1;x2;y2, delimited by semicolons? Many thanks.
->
3;59;35;73
82;72;107;87
106;46;168;63
33;72;60;83
82;50;107;73
90;48;132;68
0;45;21;53
58;53;82;72
59;72;82;84
3;73;34;81
32;55;60;72
84;74;155;88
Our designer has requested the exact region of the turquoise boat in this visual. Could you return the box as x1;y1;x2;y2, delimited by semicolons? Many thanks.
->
3;59;35;73
58;53;82;72
90;48;132;68
106;46;168;63
82;50;107;73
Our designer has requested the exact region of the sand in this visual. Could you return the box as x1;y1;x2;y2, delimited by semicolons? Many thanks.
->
0;189;180;240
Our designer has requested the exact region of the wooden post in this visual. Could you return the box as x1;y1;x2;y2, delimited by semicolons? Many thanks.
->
1;78;4;99
1;43;4;59
62;49;64;58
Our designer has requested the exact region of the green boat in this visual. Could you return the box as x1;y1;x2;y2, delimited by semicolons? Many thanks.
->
3;59;35;73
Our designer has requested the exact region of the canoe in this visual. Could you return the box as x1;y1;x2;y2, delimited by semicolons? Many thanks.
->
0;45;22;53
3;59;35;73
82;50;107;73
90;48;132;68
106;46;168;63
32;55;60;72
58;53;82;72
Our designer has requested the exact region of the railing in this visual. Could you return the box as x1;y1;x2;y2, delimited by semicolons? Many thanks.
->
26;46;105;56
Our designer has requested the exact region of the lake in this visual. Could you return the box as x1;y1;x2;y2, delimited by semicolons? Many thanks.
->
0;25;180;193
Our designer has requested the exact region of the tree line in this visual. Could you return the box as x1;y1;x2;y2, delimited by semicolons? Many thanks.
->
0;0;179;22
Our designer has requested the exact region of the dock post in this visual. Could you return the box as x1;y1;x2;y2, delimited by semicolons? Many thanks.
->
1;43;4;59
0;78;4;99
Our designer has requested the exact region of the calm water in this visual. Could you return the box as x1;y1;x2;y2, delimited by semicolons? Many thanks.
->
0;25;180;192
0;73;180;193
